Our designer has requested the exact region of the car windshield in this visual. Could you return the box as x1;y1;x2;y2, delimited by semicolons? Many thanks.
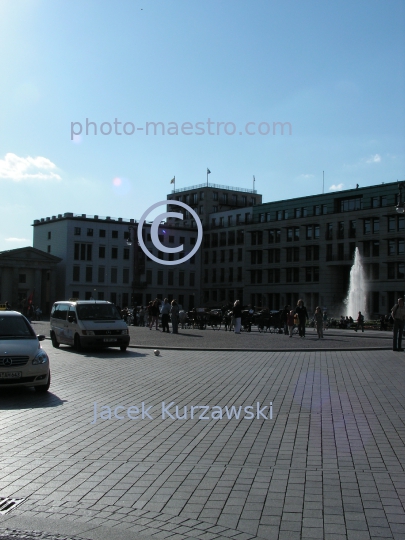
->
76;304;122;321
0;316;36;339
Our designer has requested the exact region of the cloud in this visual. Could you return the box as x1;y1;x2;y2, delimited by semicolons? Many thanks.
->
0;153;61;181
296;173;315;180
329;183;344;191
366;154;381;164
5;237;29;243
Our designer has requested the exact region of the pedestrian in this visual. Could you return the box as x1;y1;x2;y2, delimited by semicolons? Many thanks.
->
287;310;295;337
323;310;328;331
138;306;145;327
149;299;160;330
170;300;180;334
391;298;405;351
355;311;364;332
5;301;11;310
281;305;290;335
295;299;308;338
233;300;242;334
314;306;324;339
161;298;171;333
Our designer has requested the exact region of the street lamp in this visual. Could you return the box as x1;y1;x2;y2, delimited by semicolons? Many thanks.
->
126;225;137;305
396;181;405;214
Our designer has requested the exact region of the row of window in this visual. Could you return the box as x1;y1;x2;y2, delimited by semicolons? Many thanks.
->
149;270;195;287
204;268;242;283
204;248;244;264
73;266;130;284
174;191;256;205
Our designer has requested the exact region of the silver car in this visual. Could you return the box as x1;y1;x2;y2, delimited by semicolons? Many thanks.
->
0;311;50;392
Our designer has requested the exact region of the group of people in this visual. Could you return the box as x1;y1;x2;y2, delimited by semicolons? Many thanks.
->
280;300;324;338
121;299;181;334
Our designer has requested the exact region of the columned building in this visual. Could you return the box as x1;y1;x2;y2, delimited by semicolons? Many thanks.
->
0;247;61;314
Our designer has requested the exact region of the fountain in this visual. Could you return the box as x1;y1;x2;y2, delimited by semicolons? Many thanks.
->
344;247;368;318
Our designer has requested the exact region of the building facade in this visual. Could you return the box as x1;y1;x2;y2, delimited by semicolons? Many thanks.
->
32;180;404;317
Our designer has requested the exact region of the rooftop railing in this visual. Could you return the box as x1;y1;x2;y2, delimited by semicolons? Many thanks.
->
171;183;257;194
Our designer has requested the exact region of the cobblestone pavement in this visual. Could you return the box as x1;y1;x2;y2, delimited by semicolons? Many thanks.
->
0;342;404;539
30;320;394;351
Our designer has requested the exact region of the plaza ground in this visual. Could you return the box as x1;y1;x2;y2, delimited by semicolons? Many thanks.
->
0;335;404;540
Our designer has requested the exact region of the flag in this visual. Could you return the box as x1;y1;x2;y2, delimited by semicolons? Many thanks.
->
207;168;211;174
170;176;175;184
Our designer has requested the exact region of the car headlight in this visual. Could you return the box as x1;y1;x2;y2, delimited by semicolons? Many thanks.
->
121;329;128;335
82;330;95;335
33;350;49;365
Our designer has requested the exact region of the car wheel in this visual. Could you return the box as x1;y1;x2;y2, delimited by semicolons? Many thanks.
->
74;334;82;352
120;345;127;352
51;332;60;348
35;371;51;393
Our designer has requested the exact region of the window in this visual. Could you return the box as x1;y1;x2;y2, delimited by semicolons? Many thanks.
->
212;269;216;283
220;250;225;263
111;247;118;259
284;210;289;219
388;239;395;256
242;195;247;205
123;268;129;284
200;191;204;200
168;271;174;286
371;197;379;208
303;208;308;217
338;222;344;239
99;246;105;258
349;220;356;238
294;227;300;241
313;267;319;282
326;244;333;261
99;229;106;237
287;228;293;242
276;210;282;221
47;231;51;240
158;250;164;260
306;225;312;240
19;273;26;283
213;192;218;201
190;273;195;286
364;219;371;234
295;208;301;218
98;267;105;283
363;241;370;257
339;197;362;212
399;216;405;231
388;216;396;232
237;267;242;281
399;239;404;255
179;272;185;286
220;268;225;282
314;225;319;239
229;249;234;262
157;271;163;285
190;255;195;264
110;268;117;283
204;269;208;283
305;246;312;262
338;244;344;260
112;230;118;239
123;248;130;260
47;245;51;253
305;267;312;282
212;251;217;263
169;235;174;244
314;205;321;216
74;227;81;236
87;228;93;236
229;268;233;281
85;266;92;282
373;218;380;234
237;248;243;261
372;241;379;257
146;270;152;284
73;266;80;281
294;247;300;261
322;205;328;215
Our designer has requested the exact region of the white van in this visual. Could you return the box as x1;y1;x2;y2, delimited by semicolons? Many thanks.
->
50;300;130;352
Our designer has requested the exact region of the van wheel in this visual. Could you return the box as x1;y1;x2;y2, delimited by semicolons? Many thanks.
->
74;334;82;352
35;371;51;393
51;332;60;348
120;346;127;352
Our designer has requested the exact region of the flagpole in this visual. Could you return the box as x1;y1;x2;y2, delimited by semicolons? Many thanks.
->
174;175;175;191
207;169;208;187
253;175;255;192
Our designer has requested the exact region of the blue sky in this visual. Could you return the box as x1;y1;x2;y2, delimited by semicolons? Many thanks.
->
0;0;404;250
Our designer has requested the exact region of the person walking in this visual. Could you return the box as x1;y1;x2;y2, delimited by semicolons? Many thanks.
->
233;300;242;334
138;306;145;327
161;298;171;333
391;298;405;351
355;311;364;332
170;300;180;334
295;299;309;338
281;305;290;335
287;310;295;337
149;299;160;330
314;306;324;339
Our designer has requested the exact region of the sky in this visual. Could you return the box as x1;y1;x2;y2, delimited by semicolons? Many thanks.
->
0;0;404;251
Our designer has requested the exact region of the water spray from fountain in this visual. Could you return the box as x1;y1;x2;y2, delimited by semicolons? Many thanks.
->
344;247;368;319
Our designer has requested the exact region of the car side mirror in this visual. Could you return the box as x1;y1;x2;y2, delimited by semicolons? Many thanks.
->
68;315;77;323
37;334;46;341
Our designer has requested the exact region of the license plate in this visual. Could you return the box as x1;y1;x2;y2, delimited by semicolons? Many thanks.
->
103;338;117;342
0;372;22;379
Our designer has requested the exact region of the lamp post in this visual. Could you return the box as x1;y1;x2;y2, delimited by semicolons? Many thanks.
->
396;182;405;214
126;225;138;307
